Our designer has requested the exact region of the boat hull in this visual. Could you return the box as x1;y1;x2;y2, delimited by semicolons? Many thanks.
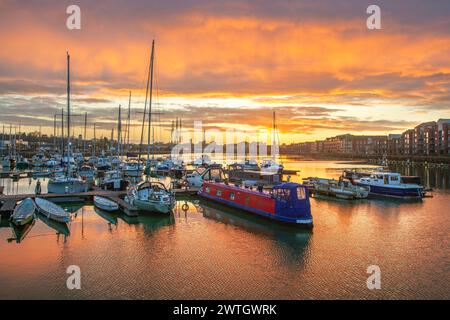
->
47;180;88;194
35;198;71;223
199;191;312;228
94;197;119;212
357;183;423;198
133;199;174;214
10;198;35;226
11;213;34;226
123;169;142;177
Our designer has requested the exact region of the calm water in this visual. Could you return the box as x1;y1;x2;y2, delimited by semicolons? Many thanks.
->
0;160;449;299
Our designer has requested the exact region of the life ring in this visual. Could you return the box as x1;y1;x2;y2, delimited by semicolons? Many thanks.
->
181;203;189;212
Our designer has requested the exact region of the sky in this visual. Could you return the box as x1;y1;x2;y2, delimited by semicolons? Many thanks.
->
0;0;449;144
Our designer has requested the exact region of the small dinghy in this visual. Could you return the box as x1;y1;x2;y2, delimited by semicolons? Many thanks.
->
35;198;71;223
94;196;119;212
10;198;35;226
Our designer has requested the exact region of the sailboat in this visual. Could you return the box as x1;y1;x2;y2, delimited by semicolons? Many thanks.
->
47;52;88;194
126;40;176;214
261;111;284;173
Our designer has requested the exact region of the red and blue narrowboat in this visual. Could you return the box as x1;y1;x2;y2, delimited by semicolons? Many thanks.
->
198;182;313;228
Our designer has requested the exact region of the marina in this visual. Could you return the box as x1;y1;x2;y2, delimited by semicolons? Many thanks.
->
1;0;450;303
0;159;449;299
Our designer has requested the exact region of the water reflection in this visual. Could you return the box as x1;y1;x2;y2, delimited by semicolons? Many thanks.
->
94;207;118;225
388;164;450;190
37;213;70;237
8;220;36;243
195;199;313;266
0;160;448;299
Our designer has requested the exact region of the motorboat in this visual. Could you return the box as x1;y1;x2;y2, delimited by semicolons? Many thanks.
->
184;166;226;189
96;156;111;172
31;153;47;167
47;175;88;194
355;172;424;198
303;177;369;199
123;160;143;177
78;165;95;181
99;170;129;191
261;159;283;173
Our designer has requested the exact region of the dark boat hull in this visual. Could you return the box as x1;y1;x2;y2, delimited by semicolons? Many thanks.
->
357;183;423;198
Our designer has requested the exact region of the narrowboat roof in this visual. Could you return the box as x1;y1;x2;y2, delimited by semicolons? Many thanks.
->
273;182;304;189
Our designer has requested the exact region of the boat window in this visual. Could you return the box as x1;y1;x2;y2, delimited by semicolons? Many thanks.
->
275;188;290;201
205;187;210;193
210;169;222;180
245;196;250;205
230;192;235;200
384;175;389;184
390;175;399;181
297;187;306;200
216;189;222;196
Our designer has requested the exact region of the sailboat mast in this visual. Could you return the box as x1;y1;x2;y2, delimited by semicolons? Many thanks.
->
84;112;87;154
66;52;71;166
39;125;41;150
9;124;12;156
139;43;154;159
147;40;155;160
127;91;131;150
53;114;57;152
61;108;64;156
117;105;122;158
93;123;96;157
1;125;3;157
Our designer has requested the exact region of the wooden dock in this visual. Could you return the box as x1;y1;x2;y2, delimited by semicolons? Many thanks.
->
0;187;197;216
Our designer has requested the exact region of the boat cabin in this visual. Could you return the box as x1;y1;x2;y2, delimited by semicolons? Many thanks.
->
272;183;311;217
136;181;170;200
360;172;402;185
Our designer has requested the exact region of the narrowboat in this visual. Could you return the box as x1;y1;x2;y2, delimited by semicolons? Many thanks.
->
355;172;424;198
198;182;313;228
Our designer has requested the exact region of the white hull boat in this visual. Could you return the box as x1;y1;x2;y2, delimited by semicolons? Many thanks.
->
94;196;119;212
47;176;88;194
125;181;175;214
35;197;71;223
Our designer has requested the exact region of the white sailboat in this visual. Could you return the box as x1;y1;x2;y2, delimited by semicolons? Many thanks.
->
125;181;175;214
48;52;88;194
261;111;283;173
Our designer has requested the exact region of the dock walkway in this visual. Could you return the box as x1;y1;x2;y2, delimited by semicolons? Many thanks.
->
0;187;197;216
